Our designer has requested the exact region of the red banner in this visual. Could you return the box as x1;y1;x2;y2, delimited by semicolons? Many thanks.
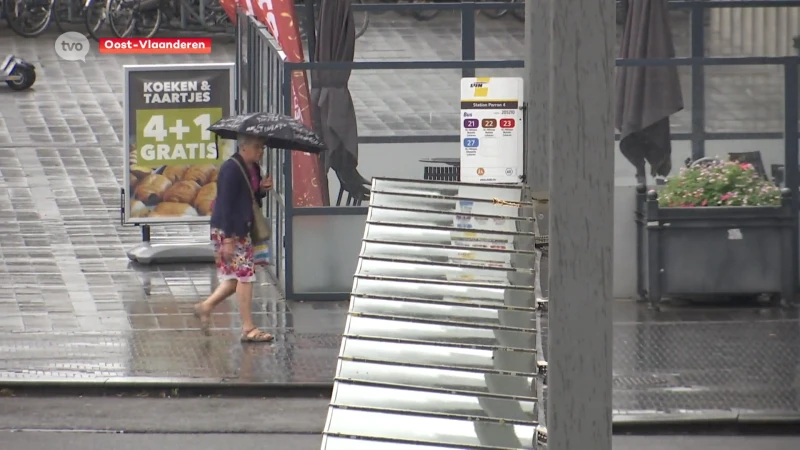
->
219;0;237;24
232;0;326;207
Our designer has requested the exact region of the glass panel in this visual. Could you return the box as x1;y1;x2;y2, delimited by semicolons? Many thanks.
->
474;7;524;63
324;408;535;448
325;141;461;204
323;436;448;450
707;6;800;57
350;68;461;136
291;213;366;294
704;65;784;134
354;7;461;60
668;7;691;57
331;381;536;422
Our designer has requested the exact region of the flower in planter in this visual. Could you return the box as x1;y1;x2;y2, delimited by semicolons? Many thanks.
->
659;159;781;207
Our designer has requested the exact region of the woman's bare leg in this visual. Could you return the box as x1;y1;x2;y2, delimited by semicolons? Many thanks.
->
236;281;273;342
194;280;237;335
236;280;255;332
199;279;237;313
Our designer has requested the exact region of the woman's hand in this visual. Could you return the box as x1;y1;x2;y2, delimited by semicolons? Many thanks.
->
221;239;235;261
260;176;273;190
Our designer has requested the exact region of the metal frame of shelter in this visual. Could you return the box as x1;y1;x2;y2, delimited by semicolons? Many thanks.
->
236;0;800;302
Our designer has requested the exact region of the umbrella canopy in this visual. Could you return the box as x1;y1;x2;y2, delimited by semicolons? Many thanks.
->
208;112;326;154
311;0;366;191
615;0;684;182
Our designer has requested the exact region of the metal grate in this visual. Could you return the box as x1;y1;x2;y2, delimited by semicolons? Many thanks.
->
423;166;461;182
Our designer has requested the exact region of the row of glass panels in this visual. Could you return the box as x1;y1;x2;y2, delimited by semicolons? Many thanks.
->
321;178;548;449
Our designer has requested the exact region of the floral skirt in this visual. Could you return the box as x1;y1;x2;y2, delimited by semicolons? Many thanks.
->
211;228;255;283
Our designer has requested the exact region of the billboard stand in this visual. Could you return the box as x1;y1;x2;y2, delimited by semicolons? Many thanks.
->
125;222;216;264
121;63;236;265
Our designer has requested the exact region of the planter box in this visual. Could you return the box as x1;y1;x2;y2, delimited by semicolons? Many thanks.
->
635;185;797;305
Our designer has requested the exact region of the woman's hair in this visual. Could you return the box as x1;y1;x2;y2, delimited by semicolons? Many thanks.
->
237;134;263;152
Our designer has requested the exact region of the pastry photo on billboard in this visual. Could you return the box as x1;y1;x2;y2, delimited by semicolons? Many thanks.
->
129;138;223;218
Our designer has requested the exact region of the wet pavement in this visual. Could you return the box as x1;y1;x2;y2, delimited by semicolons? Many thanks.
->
0;12;798;420
541;301;800;418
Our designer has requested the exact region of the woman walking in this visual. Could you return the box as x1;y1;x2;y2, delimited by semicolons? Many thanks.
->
194;134;274;342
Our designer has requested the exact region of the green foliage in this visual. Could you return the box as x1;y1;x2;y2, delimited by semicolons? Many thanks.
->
659;160;781;207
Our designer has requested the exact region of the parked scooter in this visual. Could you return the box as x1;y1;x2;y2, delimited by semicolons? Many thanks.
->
0;55;37;91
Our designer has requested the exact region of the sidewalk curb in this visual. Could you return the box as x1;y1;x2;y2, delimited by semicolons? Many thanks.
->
0;378;334;398
613;412;800;434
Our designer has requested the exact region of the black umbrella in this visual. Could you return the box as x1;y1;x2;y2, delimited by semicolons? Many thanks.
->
208;112;327;154
311;0;369;200
615;0;684;183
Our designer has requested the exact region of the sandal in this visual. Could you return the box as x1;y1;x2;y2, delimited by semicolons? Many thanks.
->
241;327;274;343
193;303;212;336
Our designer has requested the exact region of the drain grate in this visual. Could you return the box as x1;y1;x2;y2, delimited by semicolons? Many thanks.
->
613;374;674;389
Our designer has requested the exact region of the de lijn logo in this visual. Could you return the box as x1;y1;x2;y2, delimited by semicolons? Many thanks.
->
55;32;90;62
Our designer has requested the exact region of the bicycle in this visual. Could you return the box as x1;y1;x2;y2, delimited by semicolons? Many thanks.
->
3;0;53;37
356;0;393;15
404;0;439;22
510;0;523;22
106;0;229;38
83;0;113;40
478;0;518;20
52;0;107;38
357;0;438;22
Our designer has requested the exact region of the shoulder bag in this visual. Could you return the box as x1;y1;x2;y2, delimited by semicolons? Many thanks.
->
233;158;271;242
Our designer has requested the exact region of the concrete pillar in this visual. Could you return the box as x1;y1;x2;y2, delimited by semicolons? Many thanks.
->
546;0;615;450
525;0;552;300
525;0;551;193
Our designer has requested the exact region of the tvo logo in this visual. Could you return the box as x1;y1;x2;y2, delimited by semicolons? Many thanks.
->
54;32;89;62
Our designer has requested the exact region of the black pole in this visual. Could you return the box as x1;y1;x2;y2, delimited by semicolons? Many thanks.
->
304;0;317;63
460;1;476;77
689;2;706;160
783;61;799;299
142;225;151;242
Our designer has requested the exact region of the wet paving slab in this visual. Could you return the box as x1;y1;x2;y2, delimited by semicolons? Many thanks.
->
0;267;347;384
537;301;800;420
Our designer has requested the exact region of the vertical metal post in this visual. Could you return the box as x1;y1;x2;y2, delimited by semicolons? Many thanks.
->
304;0;317;64
783;61;799;295
690;2;706;160
282;66;295;297
461;1;476;77
141;225;151;242
547;0;613;449
179;2;188;30
247;21;256;112
235;14;243;113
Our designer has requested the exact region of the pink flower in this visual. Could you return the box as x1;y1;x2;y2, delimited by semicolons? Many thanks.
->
701;199;708;206
720;192;733;201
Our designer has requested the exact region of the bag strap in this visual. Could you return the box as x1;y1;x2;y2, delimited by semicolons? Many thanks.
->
233;157;257;202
